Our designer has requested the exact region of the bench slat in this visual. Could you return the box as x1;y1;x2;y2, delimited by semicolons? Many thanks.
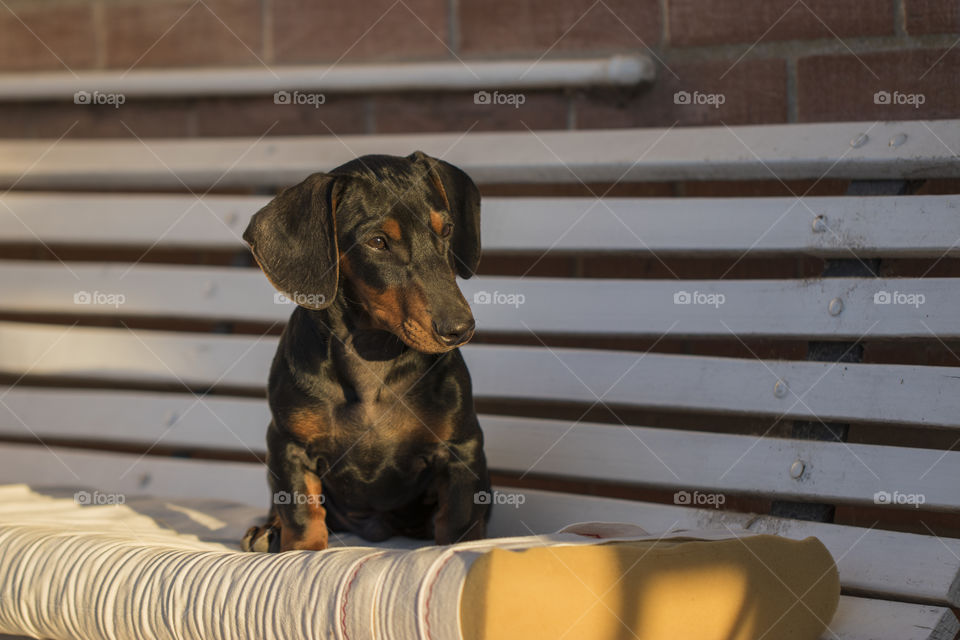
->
0;260;283;323
481;415;960;510
2;388;956;510
465;345;960;429
0;321;273;388
3;192;960;257
463;277;951;339
0;193;255;248
483;194;960;257
0;443;956;610
1;260;956;339
0;387;269;451
829;599;958;640
0;322;958;428
0;121;958;190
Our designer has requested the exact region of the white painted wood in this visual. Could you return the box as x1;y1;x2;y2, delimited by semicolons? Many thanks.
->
0;321;273;389
0;121;957;190
480;415;960;510
462;345;960;430
1;322;958;428
2;260;956;339
459;276;958;339
479;194;960;257
0;192;258;248
1;388;955;510
4;193;959;258
0;261;284;323
0;442;269;506
828;599;958;640
0;387;270;451
0;56;654;101
0;444;957;608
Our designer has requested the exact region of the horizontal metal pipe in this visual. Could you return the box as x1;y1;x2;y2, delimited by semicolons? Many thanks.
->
0;55;654;101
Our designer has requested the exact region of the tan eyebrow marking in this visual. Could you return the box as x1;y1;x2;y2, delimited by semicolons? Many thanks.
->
382;218;402;242
429;210;445;235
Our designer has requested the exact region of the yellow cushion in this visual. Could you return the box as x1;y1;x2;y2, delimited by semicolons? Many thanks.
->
460;535;839;640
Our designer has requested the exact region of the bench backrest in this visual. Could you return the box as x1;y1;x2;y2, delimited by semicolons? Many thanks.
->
2;119;960;502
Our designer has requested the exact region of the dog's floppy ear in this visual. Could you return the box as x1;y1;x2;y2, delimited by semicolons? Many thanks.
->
410;151;481;278
243;173;343;310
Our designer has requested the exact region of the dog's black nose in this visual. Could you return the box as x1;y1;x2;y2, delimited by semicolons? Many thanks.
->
433;318;475;346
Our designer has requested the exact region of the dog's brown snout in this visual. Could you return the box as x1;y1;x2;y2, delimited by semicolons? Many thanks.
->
433;316;475;347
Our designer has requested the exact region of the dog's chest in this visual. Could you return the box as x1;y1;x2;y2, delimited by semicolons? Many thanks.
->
324;351;460;445
289;343;463;491
293;395;445;478
314;403;439;502
334;389;455;452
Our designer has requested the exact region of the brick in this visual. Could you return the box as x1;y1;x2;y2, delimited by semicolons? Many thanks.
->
679;179;849;197
864;340;960;366
472;334;805;362
905;0;960;34
0;94;369;140
77;99;196;138
459;0;660;55
105;0;262;68
836;504;960;538
692;339;808;360
797;49;960;122
480;183;675;197
372;90;568;134
476;254;578;278
575;58;787;128
580;256;823;279
917;179;960;195
669;0;893;46
195;94;368;137
848;422;960;450
0;3;96;71
272;0;448;63
0;99;194;139
880;258;960;278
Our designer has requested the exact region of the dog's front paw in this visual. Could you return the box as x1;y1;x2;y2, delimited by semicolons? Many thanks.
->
242;524;280;553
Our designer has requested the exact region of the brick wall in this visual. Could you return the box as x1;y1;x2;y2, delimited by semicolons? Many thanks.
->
0;0;956;137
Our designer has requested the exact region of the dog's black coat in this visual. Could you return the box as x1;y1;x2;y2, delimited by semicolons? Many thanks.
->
242;152;491;552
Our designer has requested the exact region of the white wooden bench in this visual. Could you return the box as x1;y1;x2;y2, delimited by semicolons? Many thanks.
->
0;120;959;640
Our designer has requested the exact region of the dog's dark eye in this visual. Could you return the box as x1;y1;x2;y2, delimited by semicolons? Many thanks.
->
367;236;388;251
439;223;453;238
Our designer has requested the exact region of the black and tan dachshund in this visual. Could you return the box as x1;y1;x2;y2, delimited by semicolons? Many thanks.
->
241;151;491;552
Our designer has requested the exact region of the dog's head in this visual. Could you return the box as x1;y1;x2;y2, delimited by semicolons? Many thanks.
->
244;151;480;354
